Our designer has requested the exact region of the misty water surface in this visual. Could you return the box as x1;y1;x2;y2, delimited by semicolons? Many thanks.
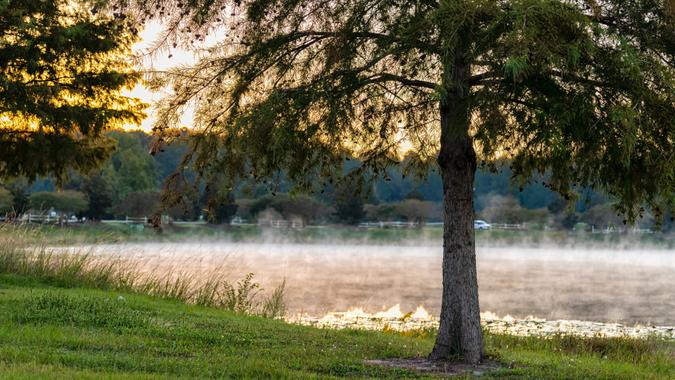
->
71;242;675;325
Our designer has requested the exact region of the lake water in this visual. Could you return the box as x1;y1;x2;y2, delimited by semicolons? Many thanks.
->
72;242;675;325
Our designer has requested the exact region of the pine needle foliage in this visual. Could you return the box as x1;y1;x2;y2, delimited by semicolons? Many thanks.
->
0;0;146;183
121;0;673;222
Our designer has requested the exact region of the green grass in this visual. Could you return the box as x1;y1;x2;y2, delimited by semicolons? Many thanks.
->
0;276;433;379
0;233;286;318
2;223;673;249
0;276;672;379
0;227;672;378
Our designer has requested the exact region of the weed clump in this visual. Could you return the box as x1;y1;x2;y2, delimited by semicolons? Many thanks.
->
13;292;150;329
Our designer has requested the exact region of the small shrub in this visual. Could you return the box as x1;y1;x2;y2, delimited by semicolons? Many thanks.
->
261;280;287;319
222;273;261;314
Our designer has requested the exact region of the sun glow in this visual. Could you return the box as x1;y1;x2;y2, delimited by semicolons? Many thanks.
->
311;304;435;325
374;304;404;318
124;21;198;131
411;305;431;319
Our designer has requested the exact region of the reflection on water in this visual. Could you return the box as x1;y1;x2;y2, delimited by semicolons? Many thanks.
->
63;242;675;325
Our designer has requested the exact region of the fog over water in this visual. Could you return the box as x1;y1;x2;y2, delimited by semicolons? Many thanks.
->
79;242;674;325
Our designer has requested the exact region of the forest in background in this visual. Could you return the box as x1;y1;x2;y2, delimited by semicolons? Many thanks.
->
0;130;670;231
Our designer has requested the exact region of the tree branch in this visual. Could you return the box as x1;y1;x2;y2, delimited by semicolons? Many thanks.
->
293;30;438;54
469;71;500;86
469;69;608;88
364;73;436;89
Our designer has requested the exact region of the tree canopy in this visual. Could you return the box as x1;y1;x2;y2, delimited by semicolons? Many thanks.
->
0;187;12;213
28;190;88;214
122;0;673;222
114;190;160;217
0;0;145;183
103;131;159;200
118;0;674;363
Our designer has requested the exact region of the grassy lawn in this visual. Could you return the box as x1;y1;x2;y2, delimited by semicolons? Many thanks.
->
0;275;672;379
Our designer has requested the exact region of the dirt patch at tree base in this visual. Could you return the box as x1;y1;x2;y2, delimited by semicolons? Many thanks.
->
365;358;503;377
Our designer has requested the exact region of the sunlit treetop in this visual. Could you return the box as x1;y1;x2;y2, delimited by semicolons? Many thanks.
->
0;0;146;184
119;0;674;222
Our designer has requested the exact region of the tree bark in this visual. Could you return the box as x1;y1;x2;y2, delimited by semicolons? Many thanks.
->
430;84;483;364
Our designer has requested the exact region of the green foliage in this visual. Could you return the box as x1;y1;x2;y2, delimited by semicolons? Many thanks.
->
0;0;145;183
204;185;238;224
504;56;530;82
7;181;29;214
220;273;261;314
365;203;401;222
81;175;114;220
113;190;160;217
248;194;332;224
479;194;551;224
0;187;12;213
121;0;673;224
7;126;668;227
333;179;366;225
581;203;625;229
104;131;158;201
28;191;88;214
395;199;439;225
365;200;441;223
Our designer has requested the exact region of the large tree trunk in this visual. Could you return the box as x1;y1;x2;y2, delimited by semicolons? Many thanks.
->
429;91;483;364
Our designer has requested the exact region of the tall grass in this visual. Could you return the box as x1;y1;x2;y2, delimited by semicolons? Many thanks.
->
0;227;286;318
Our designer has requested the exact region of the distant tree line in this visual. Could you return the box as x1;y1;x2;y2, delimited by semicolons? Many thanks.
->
0;130;670;231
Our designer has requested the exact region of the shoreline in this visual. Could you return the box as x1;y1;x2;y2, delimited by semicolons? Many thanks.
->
290;308;675;340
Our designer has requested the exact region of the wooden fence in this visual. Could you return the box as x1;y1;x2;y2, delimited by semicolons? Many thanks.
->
21;214;82;224
258;219;305;229
358;221;420;229
490;223;525;230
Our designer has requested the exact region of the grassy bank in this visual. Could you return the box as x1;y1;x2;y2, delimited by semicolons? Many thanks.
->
0;233;286;318
2;222;673;248
0;234;672;378
0;275;672;379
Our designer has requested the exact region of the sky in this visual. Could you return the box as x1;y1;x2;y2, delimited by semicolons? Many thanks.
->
124;22;415;157
124;22;196;131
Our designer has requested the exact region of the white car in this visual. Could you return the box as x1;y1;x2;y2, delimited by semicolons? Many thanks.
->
474;220;491;230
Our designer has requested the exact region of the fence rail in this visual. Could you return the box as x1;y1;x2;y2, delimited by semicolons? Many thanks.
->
490;223;525;230
258;219;304;229
358;221;526;230
27;214;55;224
125;216;148;225
21;214;83;224
358;221;420;229
101;217;148;225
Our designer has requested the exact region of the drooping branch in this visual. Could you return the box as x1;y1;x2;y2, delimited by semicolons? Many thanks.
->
292;30;439;54
363;73;436;89
469;69;609;89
